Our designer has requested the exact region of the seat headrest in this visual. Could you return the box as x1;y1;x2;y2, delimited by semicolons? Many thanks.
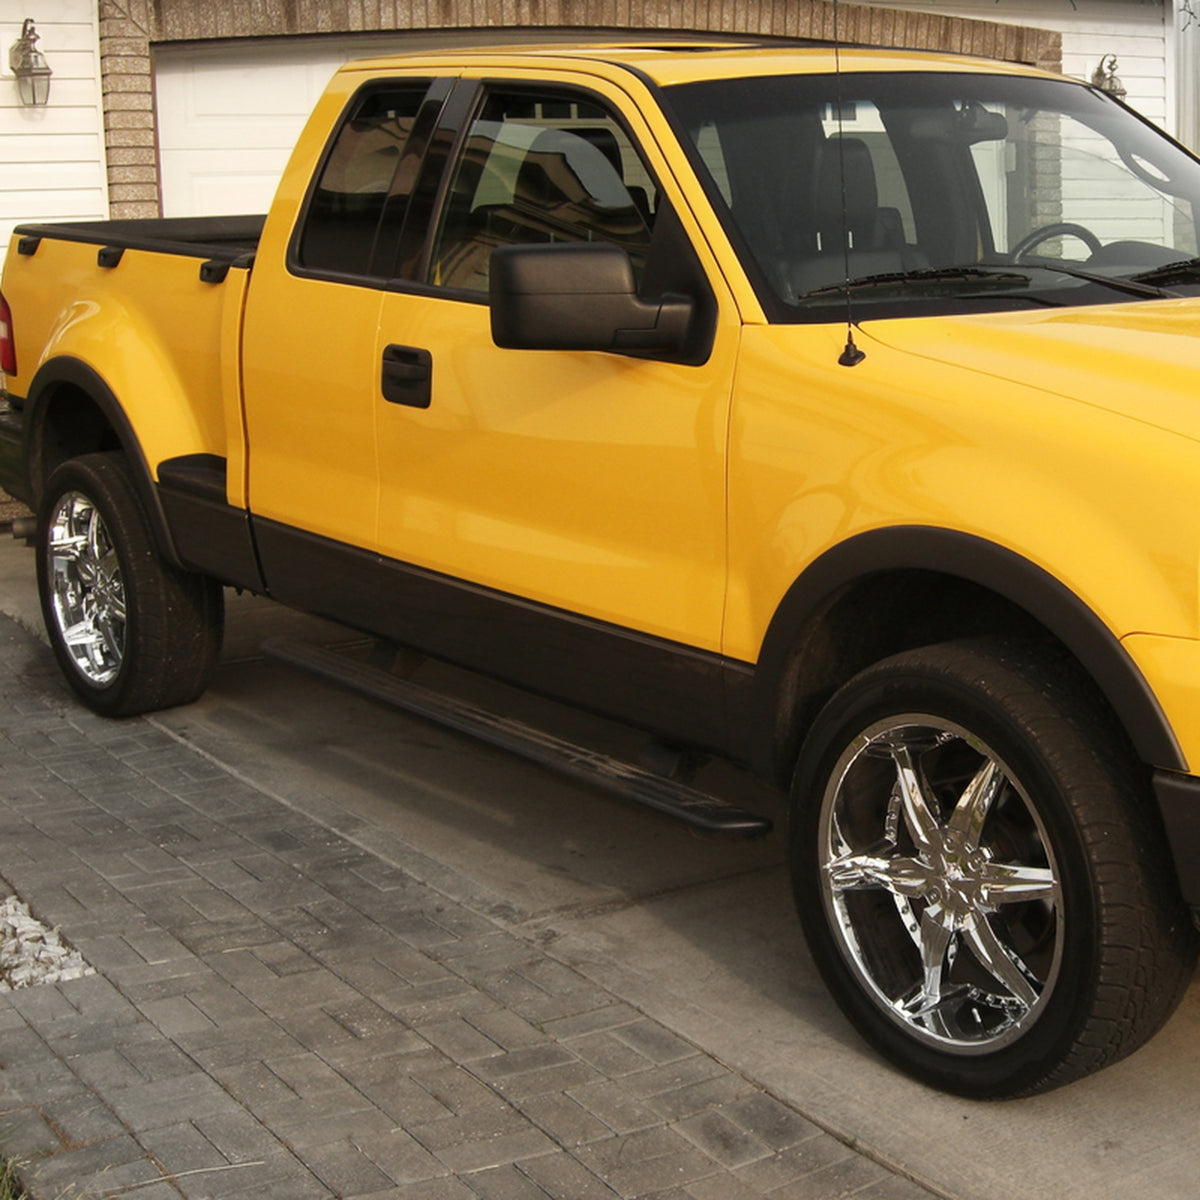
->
813;137;879;240
515;128;631;210
573;127;624;176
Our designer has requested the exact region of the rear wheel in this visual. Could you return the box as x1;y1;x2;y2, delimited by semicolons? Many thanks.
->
790;639;1196;1097
37;453;224;716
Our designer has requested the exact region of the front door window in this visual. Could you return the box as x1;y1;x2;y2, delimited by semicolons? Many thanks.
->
431;89;657;292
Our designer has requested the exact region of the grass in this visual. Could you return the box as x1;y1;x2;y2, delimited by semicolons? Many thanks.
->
0;1158;28;1200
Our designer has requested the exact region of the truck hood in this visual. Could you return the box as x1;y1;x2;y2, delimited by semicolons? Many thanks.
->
861;298;1200;442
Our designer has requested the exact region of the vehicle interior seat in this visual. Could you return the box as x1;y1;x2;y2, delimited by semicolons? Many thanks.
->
789;136;928;296
488;127;650;250
435;126;651;289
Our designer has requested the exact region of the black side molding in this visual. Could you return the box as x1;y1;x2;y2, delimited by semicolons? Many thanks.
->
156;453;265;592
250;516;733;754
157;453;228;502
1153;770;1200;909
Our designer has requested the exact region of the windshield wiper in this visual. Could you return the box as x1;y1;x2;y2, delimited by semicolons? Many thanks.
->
1026;262;1167;299
799;265;1033;299
1127;256;1200;287
798;261;1169;305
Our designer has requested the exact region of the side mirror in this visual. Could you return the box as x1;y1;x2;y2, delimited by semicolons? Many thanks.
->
489;242;694;358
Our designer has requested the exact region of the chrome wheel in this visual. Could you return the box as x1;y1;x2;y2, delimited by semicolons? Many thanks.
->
818;717;1062;1054
37;454;223;716
793;641;1195;1095
45;489;127;686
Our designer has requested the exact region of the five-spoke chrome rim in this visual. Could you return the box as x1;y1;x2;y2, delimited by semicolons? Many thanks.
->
819;717;1063;1053
45;491;126;686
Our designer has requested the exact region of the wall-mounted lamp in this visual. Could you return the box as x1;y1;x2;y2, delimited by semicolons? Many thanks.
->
9;18;52;107
1091;54;1127;103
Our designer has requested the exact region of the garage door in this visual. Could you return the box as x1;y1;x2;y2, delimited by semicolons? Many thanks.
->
154;31;592;218
155;36;410;217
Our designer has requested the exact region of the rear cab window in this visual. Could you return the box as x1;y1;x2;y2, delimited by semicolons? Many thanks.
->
291;80;444;281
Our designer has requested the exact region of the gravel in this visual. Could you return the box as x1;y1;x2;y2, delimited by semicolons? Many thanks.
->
0;895;94;991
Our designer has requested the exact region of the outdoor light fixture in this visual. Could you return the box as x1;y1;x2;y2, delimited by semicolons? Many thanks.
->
9;18;51;108
1091;54;1127;103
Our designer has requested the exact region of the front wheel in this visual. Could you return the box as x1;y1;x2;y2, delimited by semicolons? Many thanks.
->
790;639;1196;1097
37;453;224;717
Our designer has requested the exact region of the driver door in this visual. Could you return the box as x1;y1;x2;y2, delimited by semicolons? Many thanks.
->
373;79;740;659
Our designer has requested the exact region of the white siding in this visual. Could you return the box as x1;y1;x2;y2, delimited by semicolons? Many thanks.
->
0;3;107;273
1174;0;1200;150
876;1;1172;131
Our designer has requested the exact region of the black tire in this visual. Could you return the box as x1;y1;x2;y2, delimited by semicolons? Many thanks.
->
790;639;1197;1098
36;453;224;717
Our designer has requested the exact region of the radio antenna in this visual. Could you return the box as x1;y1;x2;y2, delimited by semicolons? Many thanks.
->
833;0;866;366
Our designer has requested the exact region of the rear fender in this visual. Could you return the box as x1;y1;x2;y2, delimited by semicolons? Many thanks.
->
24;356;183;567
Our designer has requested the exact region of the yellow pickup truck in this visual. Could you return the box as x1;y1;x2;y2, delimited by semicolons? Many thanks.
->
3;40;1200;1097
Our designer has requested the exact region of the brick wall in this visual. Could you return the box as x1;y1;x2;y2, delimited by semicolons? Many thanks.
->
98;0;1061;218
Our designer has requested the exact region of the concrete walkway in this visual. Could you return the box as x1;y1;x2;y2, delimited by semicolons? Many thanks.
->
0;609;935;1200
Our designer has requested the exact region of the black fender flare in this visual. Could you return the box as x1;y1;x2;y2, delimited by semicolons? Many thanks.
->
23;356;183;568
749;526;1186;775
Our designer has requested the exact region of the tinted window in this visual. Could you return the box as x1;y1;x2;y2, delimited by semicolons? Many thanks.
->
431;88;657;293
296;84;431;278
667;72;1200;319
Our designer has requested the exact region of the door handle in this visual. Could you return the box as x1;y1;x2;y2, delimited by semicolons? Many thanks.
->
381;344;432;408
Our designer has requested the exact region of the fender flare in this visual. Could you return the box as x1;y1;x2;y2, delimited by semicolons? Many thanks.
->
24;356;183;568
751;526;1186;774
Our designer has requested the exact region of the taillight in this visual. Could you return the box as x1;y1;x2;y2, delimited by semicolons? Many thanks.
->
0;291;15;377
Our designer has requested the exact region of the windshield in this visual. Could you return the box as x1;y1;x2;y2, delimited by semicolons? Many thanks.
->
663;71;1200;320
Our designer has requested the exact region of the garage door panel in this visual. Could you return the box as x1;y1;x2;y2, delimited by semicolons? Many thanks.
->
155;40;376;217
157;55;345;141
158;149;296;216
155;32;531;218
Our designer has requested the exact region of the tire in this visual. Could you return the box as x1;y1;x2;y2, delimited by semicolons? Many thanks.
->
36;453;224;717
790;638;1197;1098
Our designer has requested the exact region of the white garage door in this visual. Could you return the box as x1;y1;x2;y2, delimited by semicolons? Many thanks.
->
155;36;410;217
154;30;585;218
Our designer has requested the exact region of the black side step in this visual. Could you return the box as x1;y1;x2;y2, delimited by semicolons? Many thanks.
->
263;639;773;838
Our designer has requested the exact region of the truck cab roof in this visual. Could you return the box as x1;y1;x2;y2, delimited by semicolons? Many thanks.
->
337;40;1061;87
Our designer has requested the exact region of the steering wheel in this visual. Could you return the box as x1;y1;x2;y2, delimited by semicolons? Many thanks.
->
1011;222;1103;262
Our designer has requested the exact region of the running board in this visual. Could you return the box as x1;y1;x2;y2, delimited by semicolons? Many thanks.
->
263;639;772;838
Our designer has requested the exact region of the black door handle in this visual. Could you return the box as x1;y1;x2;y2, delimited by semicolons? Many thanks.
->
381;344;432;408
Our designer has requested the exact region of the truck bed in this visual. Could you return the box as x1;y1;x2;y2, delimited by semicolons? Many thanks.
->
1;215;265;506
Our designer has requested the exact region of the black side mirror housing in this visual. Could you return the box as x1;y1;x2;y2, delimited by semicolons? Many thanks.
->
489;242;695;359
